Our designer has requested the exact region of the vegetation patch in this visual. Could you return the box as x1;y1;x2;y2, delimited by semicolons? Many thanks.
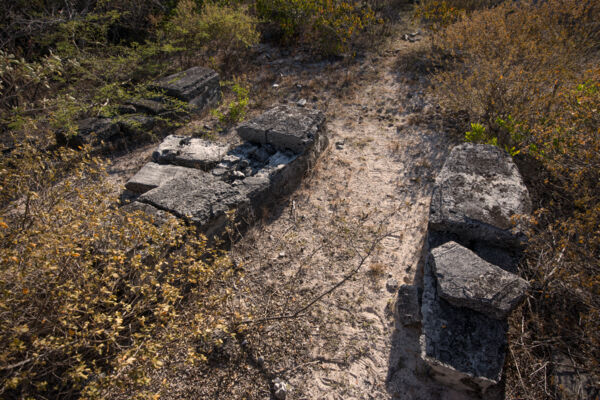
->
416;0;600;397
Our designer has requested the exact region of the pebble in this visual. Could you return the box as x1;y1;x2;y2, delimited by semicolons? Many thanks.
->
386;278;399;293
273;378;287;399
232;171;245;179
297;98;307;107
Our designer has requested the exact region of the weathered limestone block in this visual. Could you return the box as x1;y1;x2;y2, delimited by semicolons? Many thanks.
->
151;66;221;110
237;105;326;153
117;114;156;138
121;201;177;226
421;254;507;395
395;284;422;327
138;171;249;238
126;98;169;115
55;117;121;148
125;162;193;194
430;241;529;320
152;135;230;170
429;143;531;249
122;105;328;237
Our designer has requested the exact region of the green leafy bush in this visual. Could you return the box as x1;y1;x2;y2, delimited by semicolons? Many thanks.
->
213;80;250;125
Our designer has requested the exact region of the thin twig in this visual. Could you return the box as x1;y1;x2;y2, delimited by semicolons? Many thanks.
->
238;231;389;325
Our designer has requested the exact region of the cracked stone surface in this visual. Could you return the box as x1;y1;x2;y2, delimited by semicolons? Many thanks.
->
151;66;221;110
237;105;326;153
421;252;507;396
138;170;251;237
125;162;195;194
124;105;328;238
429;143;531;249
152;135;230;170
430;241;529;320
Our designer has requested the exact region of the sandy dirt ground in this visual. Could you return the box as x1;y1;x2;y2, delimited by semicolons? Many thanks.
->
107;25;482;400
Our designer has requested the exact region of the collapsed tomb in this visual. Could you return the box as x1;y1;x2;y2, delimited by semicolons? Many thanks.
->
397;143;532;397
123;105;328;238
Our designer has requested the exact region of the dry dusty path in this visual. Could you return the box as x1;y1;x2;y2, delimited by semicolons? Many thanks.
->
106;31;483;400
227;39;481;400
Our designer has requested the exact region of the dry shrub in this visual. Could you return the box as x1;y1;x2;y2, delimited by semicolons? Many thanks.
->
425;0;600;397
431;0;598;134
255;0;381;55
164;0;259;67
0;133;236;398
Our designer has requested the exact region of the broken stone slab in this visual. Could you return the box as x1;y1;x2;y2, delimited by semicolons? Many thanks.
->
55;117;121;148
429;143;531;249
421;254;508;395
430;241;529;320
126;98;169;115
117;114;156;138
138;170;250;238
151;66;221;111
395;284;422;327
236;105;326;153
152;135;230;170
121;201;177;226
125;162;194;194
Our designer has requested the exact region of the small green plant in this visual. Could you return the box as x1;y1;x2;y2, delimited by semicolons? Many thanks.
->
212;80;250;126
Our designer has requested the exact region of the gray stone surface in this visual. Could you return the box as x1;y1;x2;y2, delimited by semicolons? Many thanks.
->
152;135;229;170
138;171;249;238
126;98;169;115
395;284;422;327
125;162;193;194
56;117;121;148
122;106;328;238
429;143;531;249
121;201;177;226
420;252;508;395
430;241;529;320
118;114;156;137
151;66;221;110
237;105;325;153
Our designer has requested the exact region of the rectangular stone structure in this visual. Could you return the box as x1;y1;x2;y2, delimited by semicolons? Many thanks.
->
151;66;221;110
152;135;229;170
125;162;192;194
421;254;507;396
237;105;326;153
429;143;531;250
430;241;529;320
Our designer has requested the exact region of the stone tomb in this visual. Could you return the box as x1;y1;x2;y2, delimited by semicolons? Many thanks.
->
56;66;222;152
396;143;531;397
123;105;328;237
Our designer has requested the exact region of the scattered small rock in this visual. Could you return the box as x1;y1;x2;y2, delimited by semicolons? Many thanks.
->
273;378;287;400
386;278;399;293
297;98;307;107
232;171;245;180
335;141;345;150
257;355;264;367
